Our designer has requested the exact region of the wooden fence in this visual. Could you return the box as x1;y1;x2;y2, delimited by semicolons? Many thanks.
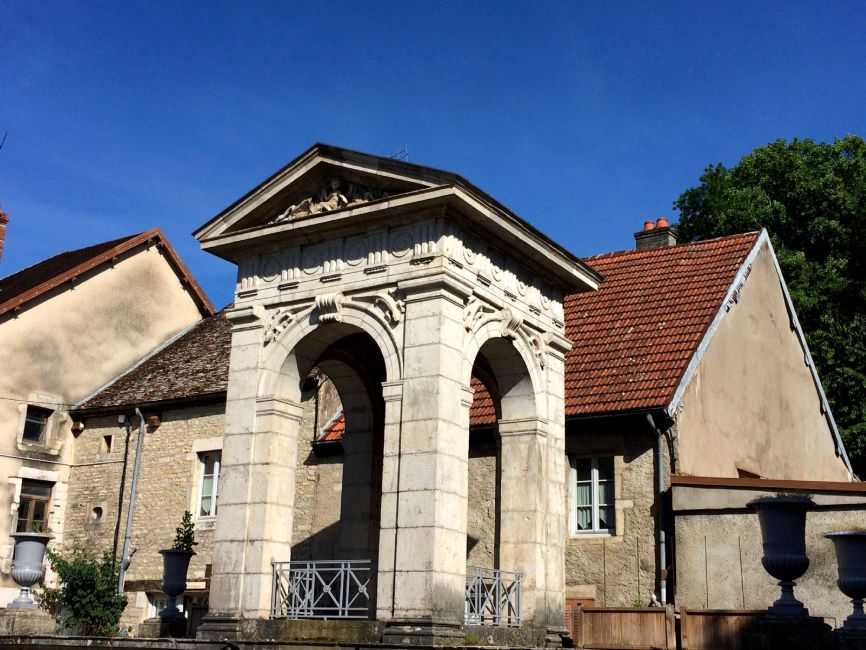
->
571;606;676;649
569;605;765;649
679;608;765;650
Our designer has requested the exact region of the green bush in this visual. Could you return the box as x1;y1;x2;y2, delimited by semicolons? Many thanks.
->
41;547;127;636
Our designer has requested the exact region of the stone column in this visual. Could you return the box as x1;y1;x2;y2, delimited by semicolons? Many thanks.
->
379;276;471;644
542;341;571;646
201;307;303;638
498;416;549;628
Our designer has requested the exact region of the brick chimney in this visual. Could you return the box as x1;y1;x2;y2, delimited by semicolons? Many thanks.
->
0;207;8;265
634;217;677;250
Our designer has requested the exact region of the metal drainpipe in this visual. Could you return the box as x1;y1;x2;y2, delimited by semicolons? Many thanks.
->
646;413;667;606
112;416;134;568
117;408;147;595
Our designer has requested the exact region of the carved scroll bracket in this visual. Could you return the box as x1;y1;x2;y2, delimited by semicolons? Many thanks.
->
315;292;345;323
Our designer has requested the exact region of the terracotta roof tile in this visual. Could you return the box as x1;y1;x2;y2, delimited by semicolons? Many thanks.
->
319;414;345;442
563;232;759;416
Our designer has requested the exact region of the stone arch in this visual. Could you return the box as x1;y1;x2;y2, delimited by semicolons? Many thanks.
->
463;315;545;422
258;300;402;403
266;316;388;619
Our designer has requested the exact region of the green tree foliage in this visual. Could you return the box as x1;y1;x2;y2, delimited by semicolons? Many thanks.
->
173;510;197;552
41;547;127;636
675;136;866;475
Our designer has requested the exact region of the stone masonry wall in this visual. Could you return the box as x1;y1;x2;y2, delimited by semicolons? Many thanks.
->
65;404;225;627
467;432;497;568
291;378;343;560
563;425;663;607
65;379;341;630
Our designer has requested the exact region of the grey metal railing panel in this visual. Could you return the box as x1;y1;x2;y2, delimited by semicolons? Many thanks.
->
272;559;371;620
465;566;522;627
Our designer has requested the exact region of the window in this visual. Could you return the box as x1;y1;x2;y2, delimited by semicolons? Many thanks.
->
100;435;113;454
198;451;221;518
570;456;615;534
22;406;52;444
17;480;52;532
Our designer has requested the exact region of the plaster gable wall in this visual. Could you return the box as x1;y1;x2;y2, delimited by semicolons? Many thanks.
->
0;245;204;594
674;243;849;481
0;244;203;417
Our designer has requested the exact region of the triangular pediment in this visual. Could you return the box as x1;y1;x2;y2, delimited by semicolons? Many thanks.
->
195;144;453;241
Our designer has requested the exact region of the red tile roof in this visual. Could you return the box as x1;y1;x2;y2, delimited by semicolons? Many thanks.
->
0;228;214;317
469;376;496;426
563;232;759;416
319;414;345;442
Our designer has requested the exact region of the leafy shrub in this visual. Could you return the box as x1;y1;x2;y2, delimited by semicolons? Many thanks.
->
41;547;127;636
173;511;197;552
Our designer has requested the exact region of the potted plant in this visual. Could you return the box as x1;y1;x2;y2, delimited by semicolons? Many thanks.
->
749;495;814;618
159;511;197;631
8;524;52;609
825;530;866;629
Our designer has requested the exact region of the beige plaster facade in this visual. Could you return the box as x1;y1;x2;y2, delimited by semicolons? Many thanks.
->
672;481;866;626
674;240;850;481
0;237;208;603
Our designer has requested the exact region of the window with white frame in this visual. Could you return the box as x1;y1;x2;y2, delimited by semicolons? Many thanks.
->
570;455;615;534
197;451;221;518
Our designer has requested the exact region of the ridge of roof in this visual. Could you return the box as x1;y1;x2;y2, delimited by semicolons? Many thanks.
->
0;228;214;317
584;231;762;263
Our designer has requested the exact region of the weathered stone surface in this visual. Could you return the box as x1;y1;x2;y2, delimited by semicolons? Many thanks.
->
563;426;660;608
0;608;55;635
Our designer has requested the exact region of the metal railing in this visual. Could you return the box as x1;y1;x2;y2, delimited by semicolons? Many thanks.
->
272;559;371;619
465;566;522;627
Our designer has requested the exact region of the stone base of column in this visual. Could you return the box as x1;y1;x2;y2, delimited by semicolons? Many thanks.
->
194;614;250;641
545;625;573;648
381;618;464;646
741;615;832;650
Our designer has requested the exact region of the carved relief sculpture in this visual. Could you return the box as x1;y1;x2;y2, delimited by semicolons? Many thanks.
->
272;177;390;223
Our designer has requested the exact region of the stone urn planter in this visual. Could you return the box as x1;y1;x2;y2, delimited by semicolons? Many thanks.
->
8;532;52;609
825;531;866;630
749;495;814;618
158;548;195;619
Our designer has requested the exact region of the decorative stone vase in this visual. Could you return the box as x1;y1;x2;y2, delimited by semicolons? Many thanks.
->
749;495;814;618
8;532;52;609
159;549;195;619
825;531;866;629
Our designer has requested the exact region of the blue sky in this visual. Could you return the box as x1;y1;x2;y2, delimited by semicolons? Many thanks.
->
2;1;864;308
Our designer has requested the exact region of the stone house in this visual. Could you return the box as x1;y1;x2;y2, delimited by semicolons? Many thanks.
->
0;224;213;605
62;145;856;643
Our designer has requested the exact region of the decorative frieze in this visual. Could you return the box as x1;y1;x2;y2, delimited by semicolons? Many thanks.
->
232;221;564;336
